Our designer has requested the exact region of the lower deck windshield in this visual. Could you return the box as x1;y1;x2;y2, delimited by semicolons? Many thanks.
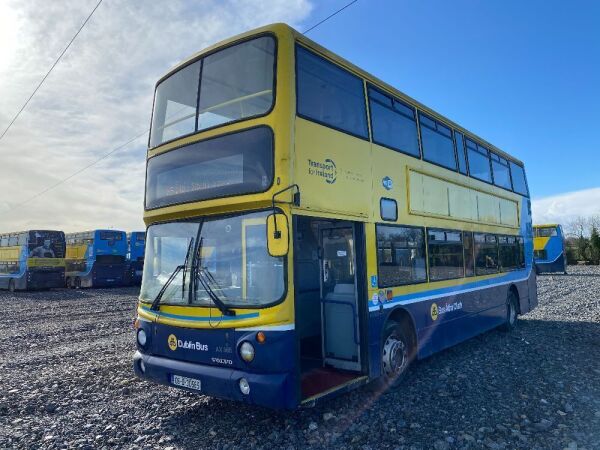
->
140;210;285;308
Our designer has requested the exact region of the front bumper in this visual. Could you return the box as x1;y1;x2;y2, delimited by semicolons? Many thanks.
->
133;351;297;410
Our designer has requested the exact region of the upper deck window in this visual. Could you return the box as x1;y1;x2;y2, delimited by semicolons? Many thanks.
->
296;45;368;138
510;161;529;196
491;153;512;190
150;35;276;148
419;113;457;171
368;86;419;157
466;139;492;183
455;131;468;175
145;126;273;210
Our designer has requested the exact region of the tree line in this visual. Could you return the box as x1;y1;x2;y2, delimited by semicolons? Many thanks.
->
564;216;600;264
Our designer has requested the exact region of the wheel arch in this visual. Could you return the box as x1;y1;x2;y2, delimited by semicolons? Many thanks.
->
508;283;521;314
384;306;418;356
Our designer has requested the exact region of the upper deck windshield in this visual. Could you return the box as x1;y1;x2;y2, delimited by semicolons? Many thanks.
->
535;227;559;238
149;35;276;147
140;210;285;308
28;231;65;258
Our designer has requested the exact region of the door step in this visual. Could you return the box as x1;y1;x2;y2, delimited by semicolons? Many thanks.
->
301;373;368;406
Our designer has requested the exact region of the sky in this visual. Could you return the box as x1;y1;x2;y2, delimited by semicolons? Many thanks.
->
0;0;599;232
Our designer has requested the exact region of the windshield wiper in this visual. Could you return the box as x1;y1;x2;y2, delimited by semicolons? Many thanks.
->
193;237;236;316
150;238;195;311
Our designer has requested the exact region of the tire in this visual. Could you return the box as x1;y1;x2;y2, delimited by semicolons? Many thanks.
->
8;279;16;293
74;277;81;289
501;290;518;331
66;277;72;289
378;321;415;388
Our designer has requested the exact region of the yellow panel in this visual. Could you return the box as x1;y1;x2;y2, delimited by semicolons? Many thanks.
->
477;192;500;224
422;176;449;216
66;244;88;260
500;198;519;227
448;184;477;221
408;169;519;228
293;118;371;218
0;246;21;261
534;236;550;251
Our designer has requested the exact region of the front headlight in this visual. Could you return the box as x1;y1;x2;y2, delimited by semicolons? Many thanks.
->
239;341;255;362
137;329;147;347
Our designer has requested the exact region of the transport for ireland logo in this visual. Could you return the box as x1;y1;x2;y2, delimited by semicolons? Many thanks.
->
168;334;178;351
308;158;336;184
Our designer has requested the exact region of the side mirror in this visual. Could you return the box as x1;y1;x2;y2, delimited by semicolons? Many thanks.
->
266;213;289;257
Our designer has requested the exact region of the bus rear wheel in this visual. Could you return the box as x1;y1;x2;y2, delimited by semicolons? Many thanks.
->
8;279;15;293
380;321;414;388
74;277;81;289
66;277;72;289
501;290;518;331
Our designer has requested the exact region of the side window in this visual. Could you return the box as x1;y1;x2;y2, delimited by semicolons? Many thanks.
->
376;225;427;287
518;236;525;268
296;46;368;138
455;131;468;175
491;153;512;190
380;198;398;222
18;234;27;245
8;236;18;246
474;233;498;275
499;235;520;271
466;139;492;183
368;86;420;157
427;229;464;281
0;237;6;247
510;161;529;196
463;231;475;277
419;113;457;170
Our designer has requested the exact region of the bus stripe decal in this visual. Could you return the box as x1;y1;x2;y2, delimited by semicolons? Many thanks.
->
369;270;532;311
139;305;259;322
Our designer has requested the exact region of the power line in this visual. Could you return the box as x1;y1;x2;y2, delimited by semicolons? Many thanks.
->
0;0;103;143
302;0;359;34
4;128;148;214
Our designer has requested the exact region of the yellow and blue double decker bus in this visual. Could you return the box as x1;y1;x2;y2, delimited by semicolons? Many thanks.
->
0;230;65;292
133;24;537;409
125;231;146;286
533;224;567;274
65;230;128;288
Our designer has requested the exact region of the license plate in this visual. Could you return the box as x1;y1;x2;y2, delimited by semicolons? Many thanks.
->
171;374;201;391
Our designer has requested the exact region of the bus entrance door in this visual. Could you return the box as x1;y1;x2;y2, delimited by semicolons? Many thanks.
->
320;225;361;372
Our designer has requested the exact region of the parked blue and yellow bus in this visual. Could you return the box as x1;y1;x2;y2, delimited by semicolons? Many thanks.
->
133;24;537;409
65;230;127;288
0;230;66;291
533;224;567;274
125;231;146;286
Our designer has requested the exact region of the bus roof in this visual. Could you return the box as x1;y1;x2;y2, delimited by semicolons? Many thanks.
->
158;23;524;167
534;224;560;229
0;230;63;238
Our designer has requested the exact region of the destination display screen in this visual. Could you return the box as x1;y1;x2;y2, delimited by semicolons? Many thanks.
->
145;126;273;209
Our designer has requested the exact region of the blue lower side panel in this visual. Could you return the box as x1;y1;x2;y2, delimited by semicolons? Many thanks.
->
535;255;566;273
133;351;297;409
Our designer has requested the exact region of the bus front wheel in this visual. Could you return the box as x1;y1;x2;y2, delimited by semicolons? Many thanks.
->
8;279;15;293
380;321;414;388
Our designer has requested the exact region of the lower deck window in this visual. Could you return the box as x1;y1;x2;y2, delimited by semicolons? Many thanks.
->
376;225;426;287
427;229;464;281
474;233;498;275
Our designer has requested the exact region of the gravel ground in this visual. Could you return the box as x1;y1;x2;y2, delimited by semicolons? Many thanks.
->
1;266;599;450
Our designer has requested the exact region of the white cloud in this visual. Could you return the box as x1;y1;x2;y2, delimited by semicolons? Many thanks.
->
532;187;600;226
0;0;313;233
